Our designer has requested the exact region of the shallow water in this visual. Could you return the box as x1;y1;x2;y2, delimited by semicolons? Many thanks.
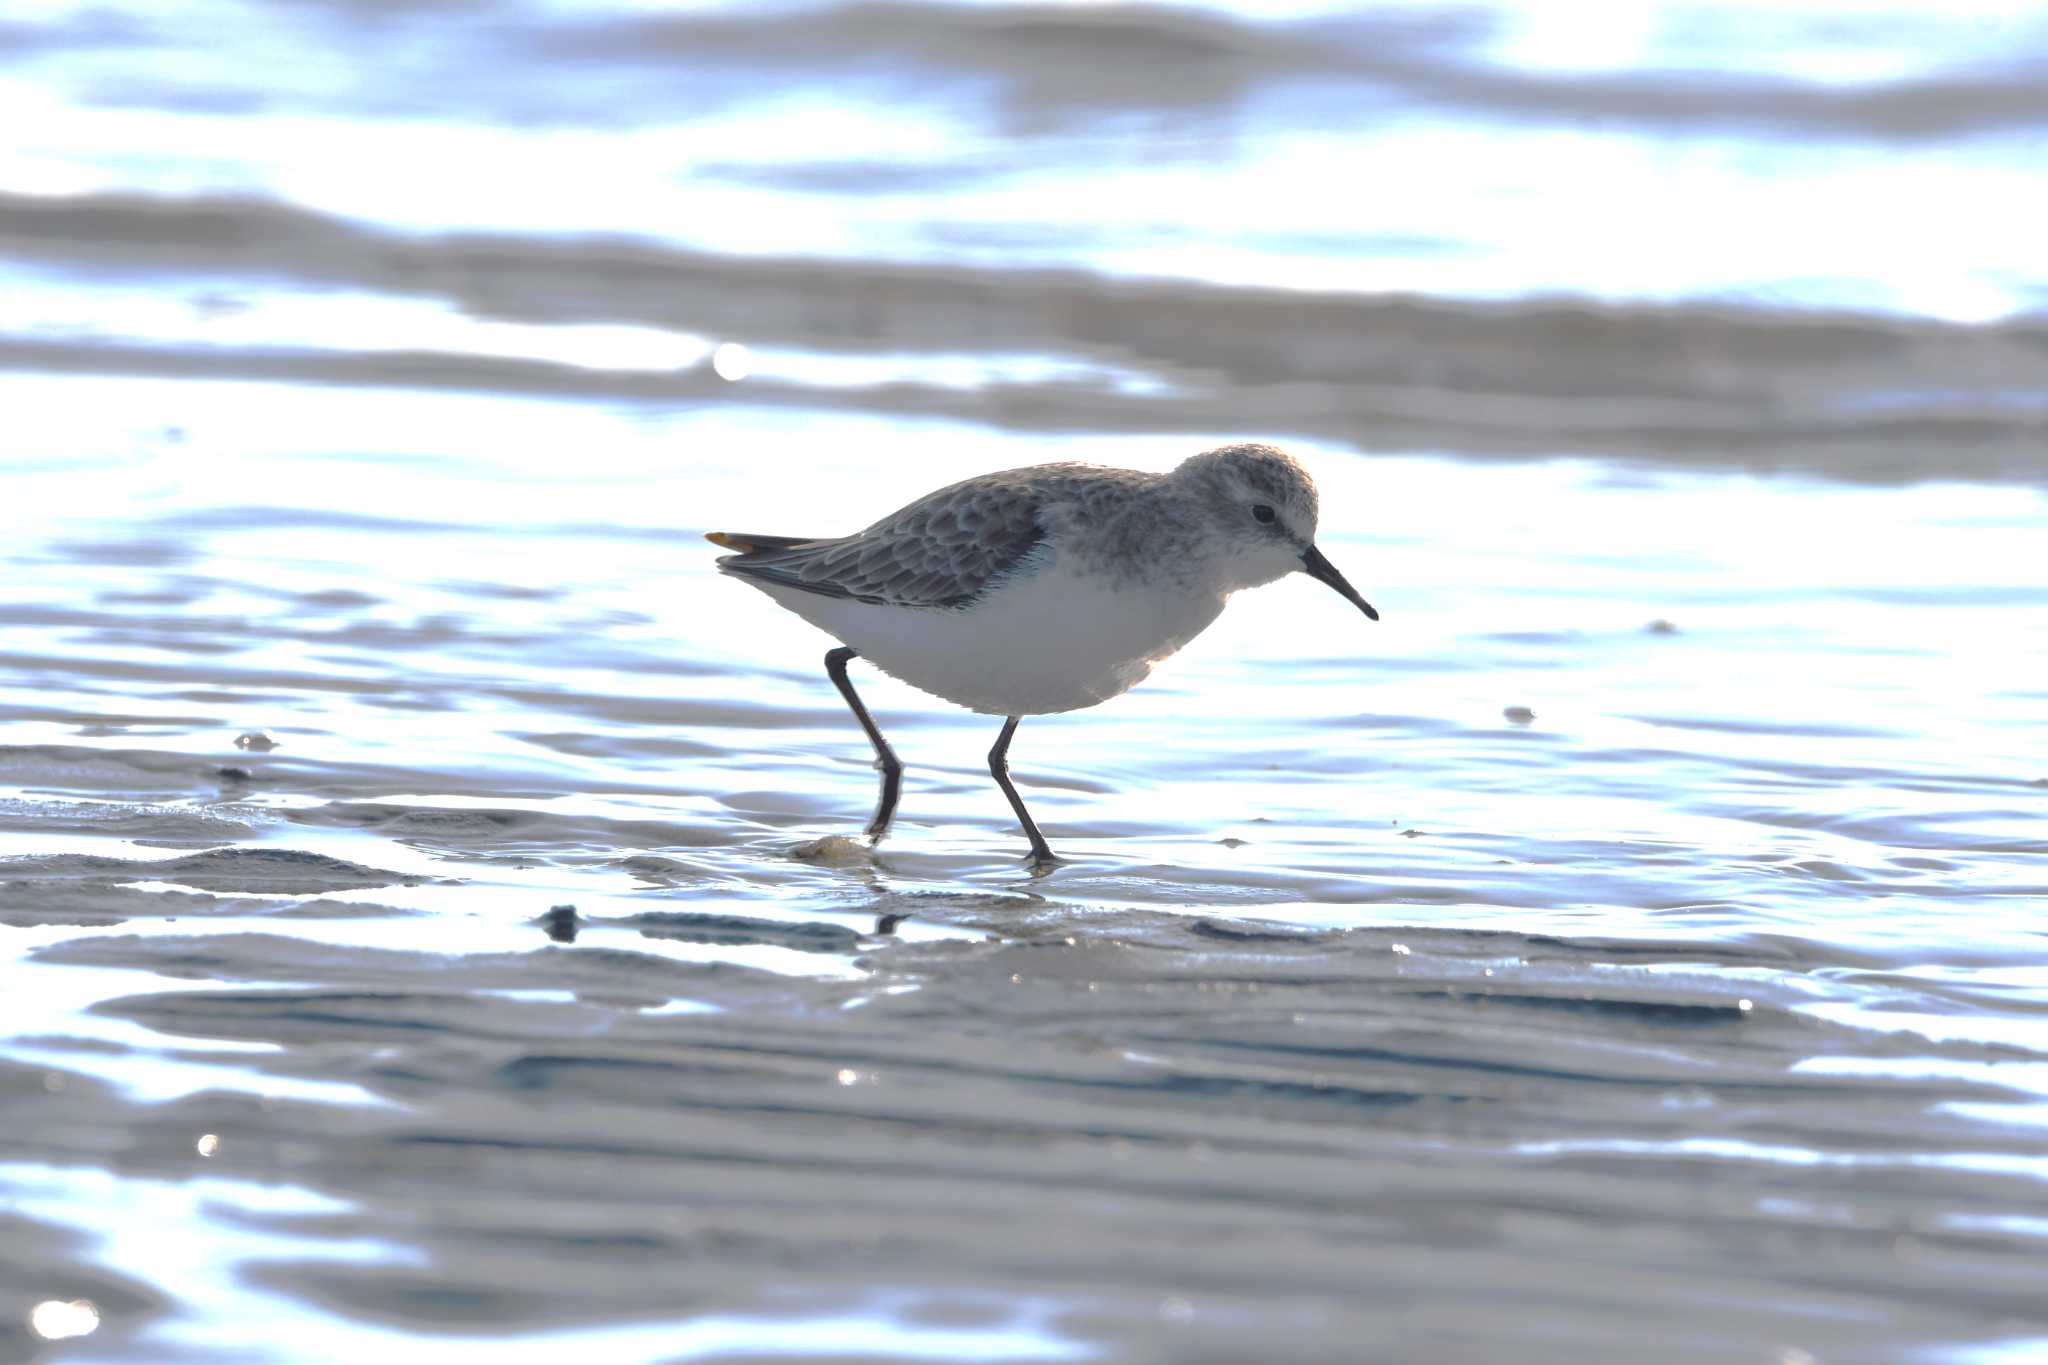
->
6;1;2048;1362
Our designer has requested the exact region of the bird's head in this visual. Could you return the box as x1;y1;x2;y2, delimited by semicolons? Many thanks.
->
1169;443;1378;619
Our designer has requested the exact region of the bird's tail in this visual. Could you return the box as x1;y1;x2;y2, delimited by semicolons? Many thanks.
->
705;531;819;554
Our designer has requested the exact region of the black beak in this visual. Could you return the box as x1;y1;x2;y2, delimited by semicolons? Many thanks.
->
1299;544;1378;621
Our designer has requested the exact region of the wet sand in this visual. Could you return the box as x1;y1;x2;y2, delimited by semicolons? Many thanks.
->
5;435;2047;1360
10;887;2048;1364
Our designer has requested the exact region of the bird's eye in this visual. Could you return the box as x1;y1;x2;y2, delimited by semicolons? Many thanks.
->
1251;504;1277;525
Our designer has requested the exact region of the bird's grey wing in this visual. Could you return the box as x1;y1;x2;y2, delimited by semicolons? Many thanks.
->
712;474;1046;608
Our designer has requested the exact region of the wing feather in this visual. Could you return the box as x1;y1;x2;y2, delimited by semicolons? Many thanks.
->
711;470;1052;608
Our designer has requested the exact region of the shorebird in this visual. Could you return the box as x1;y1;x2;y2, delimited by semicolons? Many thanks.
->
708;442;1377;863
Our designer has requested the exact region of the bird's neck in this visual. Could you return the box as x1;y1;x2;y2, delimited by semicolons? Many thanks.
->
1069;483;1231;599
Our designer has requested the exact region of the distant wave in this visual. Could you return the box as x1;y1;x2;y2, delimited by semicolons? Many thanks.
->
530;2;2048;141
19;1;2047;140
2;190;2044;483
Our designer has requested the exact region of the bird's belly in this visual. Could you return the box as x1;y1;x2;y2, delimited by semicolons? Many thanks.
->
756;564;1224;716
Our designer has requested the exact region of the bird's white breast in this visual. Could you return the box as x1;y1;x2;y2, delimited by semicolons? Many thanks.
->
751;554;1226;716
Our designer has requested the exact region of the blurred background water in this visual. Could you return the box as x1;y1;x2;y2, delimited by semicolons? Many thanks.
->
3;1;2047;1361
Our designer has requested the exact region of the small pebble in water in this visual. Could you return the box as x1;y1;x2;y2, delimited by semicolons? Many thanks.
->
539;905;579;943
791;834;873;865
234;731;277;751
1646;619;1680;634
1503;705;1536;724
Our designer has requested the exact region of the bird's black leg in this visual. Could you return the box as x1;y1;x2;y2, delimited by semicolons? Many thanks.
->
824;647;902;844
989;715;1056;865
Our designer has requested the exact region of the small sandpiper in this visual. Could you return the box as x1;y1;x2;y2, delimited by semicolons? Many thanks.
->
708;442;1377;864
